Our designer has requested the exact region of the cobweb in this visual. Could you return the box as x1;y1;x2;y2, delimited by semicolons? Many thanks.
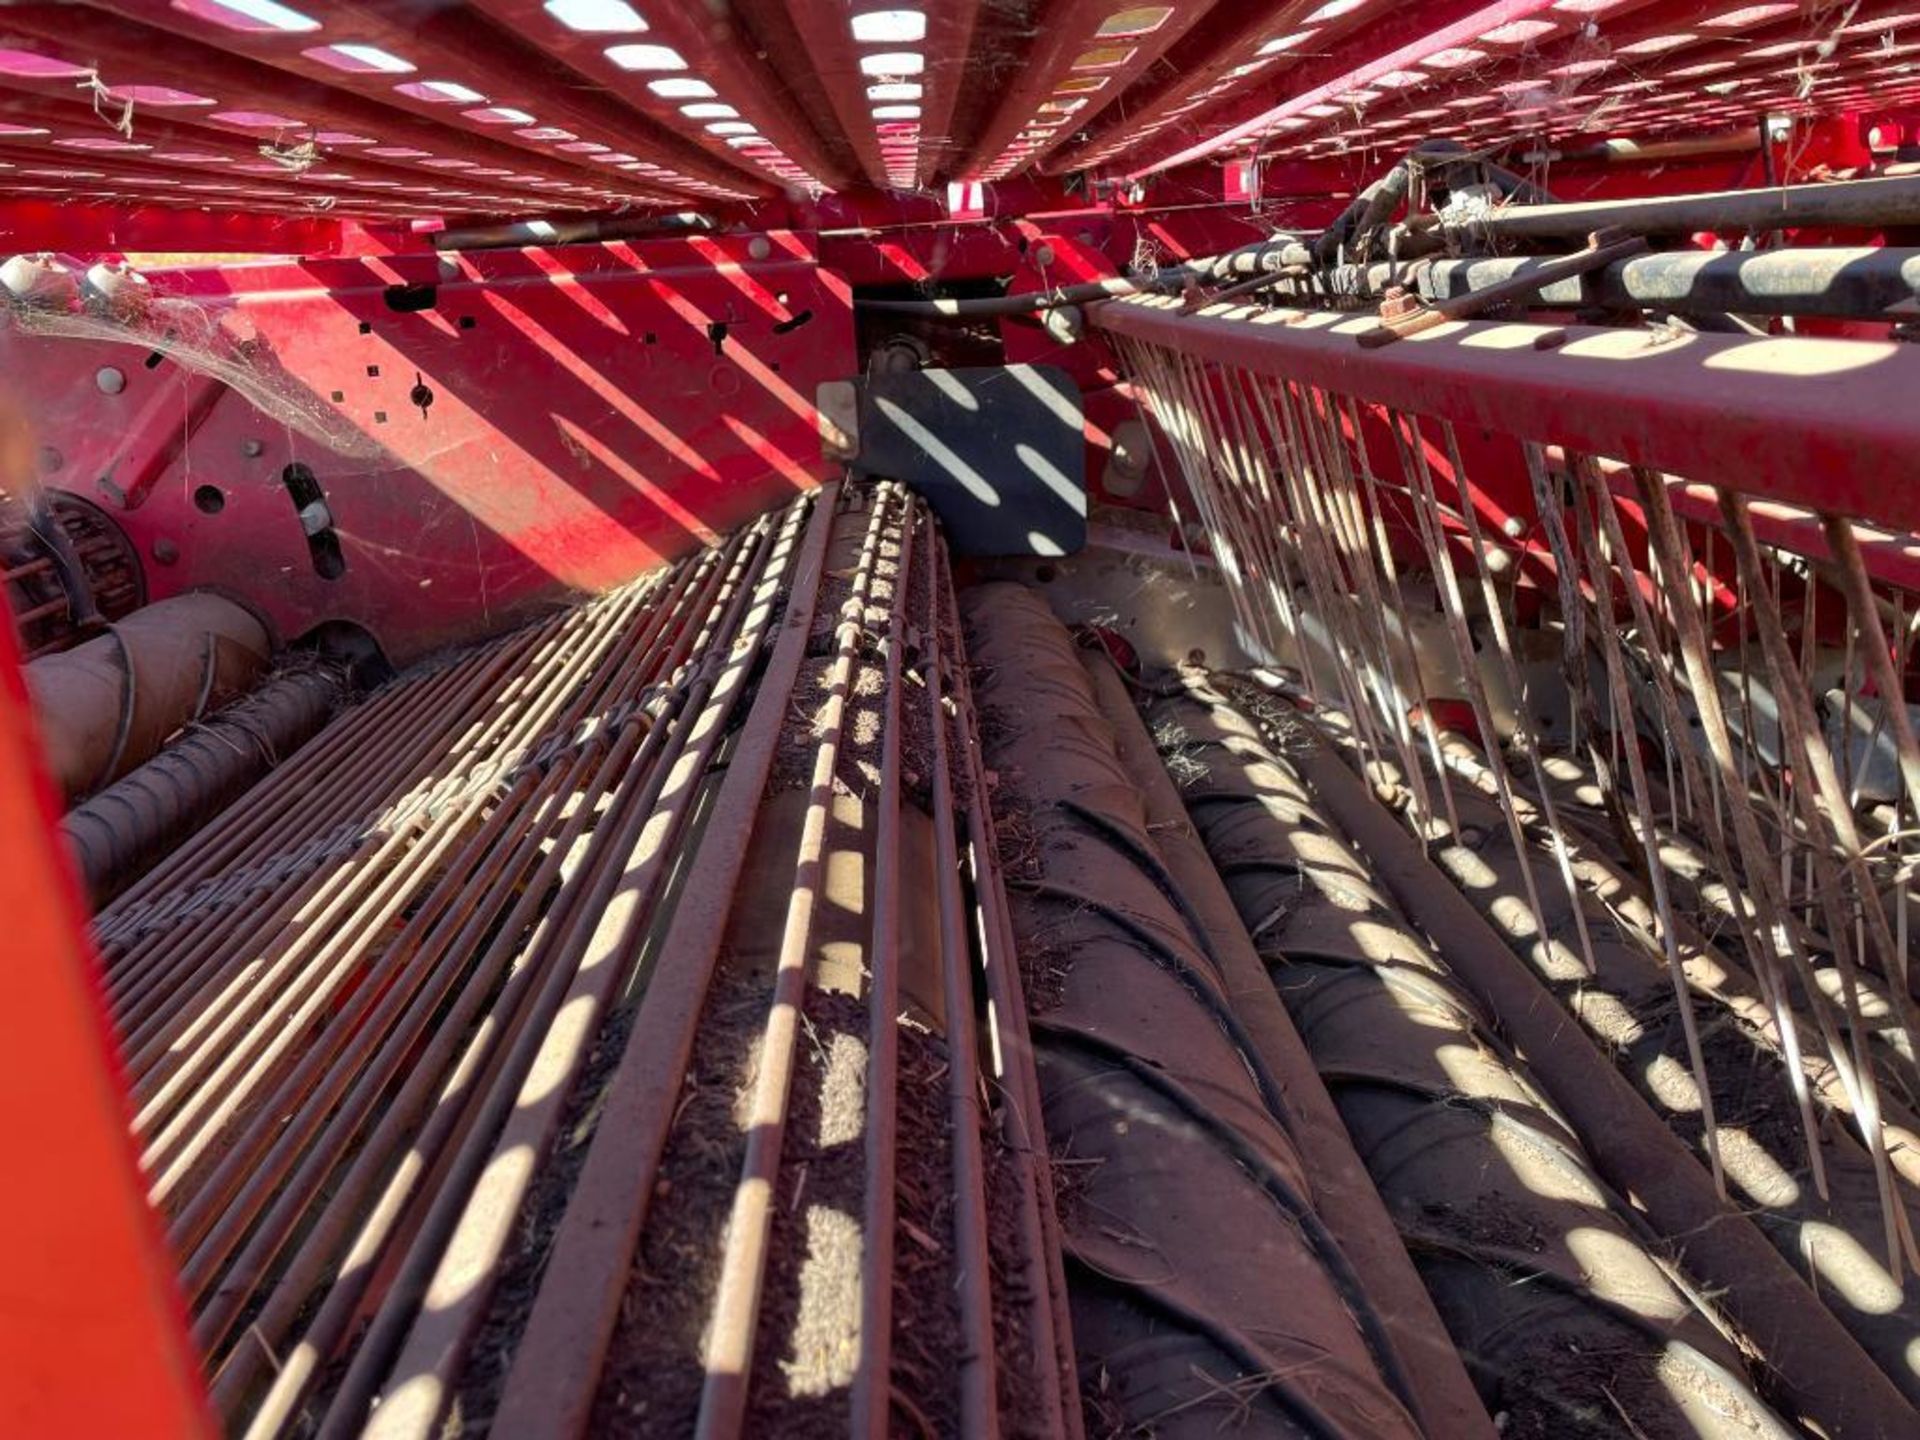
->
4;291;387;465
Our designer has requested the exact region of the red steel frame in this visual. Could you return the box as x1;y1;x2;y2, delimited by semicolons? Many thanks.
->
1064;0;1920;179
1096;295;1920;538
0;609;210;1439
2;1;1915;237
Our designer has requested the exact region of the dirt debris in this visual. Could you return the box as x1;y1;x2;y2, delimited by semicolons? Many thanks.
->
589;963;768;1437
890;1023;963;1439
743;988;870;1437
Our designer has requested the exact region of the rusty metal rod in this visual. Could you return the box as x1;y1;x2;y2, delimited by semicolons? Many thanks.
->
485;483;839;1440
943;565;1081;1440
694;485;902;1438
220;521;777;1432
346;507;799;1439
851;501;916;1440
125;576;672;1161
923;537;1001;1440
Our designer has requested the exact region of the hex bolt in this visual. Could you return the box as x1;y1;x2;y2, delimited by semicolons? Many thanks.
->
150;537;180;566
84;260;151;317
96;366;127;395
747;236;772;261
297;499;334;537
1379;285;1421;321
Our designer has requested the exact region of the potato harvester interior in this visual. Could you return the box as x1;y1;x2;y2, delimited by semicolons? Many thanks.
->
5;3;1920;1437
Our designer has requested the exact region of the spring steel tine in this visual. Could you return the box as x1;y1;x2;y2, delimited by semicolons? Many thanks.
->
1546;462;1728;1197
1348;395;1463;842
1634;469;1857;1202
1719;491;1918;1274
1435;420;1600;980
1392;408;1564;976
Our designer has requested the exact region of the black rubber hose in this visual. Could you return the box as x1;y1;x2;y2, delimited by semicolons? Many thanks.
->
855;273;1182;317
1314;140;1555;267
965;581;1431;1440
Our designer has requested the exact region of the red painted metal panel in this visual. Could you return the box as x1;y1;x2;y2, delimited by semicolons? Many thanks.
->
1106;0;1920;180
0;3;685;218
1123;0;1565;179
1046;0;1342;176
917;0;984;186
0;416;207;1434
1;234;853;664
0;198;351;253
0;5;683;219
0;1;1913;232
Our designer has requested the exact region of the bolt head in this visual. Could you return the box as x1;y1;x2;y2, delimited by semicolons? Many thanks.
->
1380;286;1421;320
242;438;265;458
150;537;180;565
746;235;772;261
84;260;151;316
2;252;78;309
96;366;127;395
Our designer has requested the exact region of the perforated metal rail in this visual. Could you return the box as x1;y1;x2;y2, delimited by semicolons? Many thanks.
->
1;3;1919;228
